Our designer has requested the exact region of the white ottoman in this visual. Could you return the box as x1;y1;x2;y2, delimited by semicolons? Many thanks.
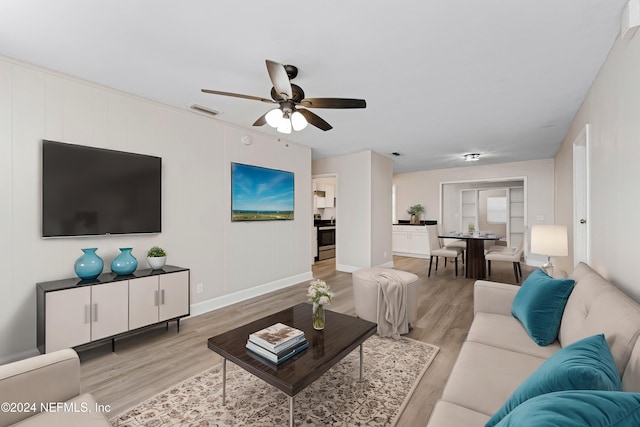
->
352;267;419;328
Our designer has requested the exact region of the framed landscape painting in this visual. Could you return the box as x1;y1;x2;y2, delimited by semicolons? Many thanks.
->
231;162;295;221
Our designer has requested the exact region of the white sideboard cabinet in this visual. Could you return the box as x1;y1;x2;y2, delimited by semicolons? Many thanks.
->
37;265;190;354
392;225;430;258
129;271;189;330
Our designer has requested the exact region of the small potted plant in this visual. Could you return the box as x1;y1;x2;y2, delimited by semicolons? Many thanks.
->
147;246;167;270
407;204;425;224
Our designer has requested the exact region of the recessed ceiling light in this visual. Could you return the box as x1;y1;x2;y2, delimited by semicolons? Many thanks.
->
464;153;480;162
391;152;401;156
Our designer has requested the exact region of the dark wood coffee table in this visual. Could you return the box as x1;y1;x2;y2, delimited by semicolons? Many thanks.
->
207;302;377;427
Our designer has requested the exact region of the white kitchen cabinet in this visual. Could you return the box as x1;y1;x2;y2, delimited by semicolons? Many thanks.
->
37;266;190;353
314;184;335;208
314;194;326;208
323;184;335;208
392;225;429;258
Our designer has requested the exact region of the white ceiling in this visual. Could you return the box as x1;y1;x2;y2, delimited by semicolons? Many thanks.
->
0;1;628;172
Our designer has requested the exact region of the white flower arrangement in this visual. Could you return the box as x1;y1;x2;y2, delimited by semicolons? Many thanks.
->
307;279;333;306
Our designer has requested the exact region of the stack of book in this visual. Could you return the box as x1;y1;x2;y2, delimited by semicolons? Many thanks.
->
246;322;308;364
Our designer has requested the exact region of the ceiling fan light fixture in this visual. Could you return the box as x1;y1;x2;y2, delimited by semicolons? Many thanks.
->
291;111;308;131
265;108;283;128
277;115;292;134
464;153;480;162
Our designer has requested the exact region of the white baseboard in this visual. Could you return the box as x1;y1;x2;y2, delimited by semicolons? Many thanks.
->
189;271;313;318
377;260;395;268
336;264;360;273
392;251;429;259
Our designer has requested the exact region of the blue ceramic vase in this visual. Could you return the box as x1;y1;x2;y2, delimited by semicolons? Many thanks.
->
74;248;104;280
111;248;138;275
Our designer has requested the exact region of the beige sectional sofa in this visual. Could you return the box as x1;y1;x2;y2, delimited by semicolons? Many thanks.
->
0;348;110;427
427;262;640;426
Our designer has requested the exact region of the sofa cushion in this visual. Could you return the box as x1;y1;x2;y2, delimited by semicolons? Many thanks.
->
441;342;546;416
426;401;491;427
560;263;640;376
622;338;640;392
494;390;640;427
511;269;575;346
486;334;622;427
467;312;560;359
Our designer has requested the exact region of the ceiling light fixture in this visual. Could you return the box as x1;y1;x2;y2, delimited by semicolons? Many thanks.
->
276;111;293;134
291;111;308;131
265;106;308;134
464;153;480;162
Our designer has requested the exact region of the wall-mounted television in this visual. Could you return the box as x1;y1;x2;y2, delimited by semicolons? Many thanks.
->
42;140;162;237
231;162;294;221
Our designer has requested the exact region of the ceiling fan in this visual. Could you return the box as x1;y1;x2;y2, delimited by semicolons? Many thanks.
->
201;60;366;133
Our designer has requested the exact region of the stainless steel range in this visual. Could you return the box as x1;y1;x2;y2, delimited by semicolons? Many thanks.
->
317;225;336;260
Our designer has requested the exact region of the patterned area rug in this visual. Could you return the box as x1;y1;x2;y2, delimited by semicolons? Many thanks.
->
111;335;439;427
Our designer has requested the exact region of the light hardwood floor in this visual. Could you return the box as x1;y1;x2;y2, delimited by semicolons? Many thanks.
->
80;256;532;424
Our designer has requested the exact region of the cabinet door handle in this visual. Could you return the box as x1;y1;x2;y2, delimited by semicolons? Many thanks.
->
84;305;90;324
154;290;159;306
161;289;165;305
93;303;98;322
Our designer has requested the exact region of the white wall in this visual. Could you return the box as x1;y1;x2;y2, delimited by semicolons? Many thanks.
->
555;30;640;301
393;159;555;265
371;151;393;267
312;151;393;271
0;56;312;360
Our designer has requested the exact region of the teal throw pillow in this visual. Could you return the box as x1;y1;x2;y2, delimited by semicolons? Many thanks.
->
511;268;575;345
495;391;640;427
486;334;622;427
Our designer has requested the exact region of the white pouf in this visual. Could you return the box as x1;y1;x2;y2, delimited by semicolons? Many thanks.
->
352;267;419;328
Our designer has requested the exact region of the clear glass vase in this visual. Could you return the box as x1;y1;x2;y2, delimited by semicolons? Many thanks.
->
312;302;325;330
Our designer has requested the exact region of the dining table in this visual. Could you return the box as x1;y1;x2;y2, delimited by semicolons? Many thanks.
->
439;232;502;279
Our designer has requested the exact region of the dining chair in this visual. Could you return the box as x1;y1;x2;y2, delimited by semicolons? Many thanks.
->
444;239;467;267
426;225;463;277
485;229;526;282
485;226;527;255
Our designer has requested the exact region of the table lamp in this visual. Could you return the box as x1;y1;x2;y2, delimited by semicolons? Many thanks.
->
530;225;568;272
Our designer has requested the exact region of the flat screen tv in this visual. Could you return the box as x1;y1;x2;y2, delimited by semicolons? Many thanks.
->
42;140;162;237
231;162;294;221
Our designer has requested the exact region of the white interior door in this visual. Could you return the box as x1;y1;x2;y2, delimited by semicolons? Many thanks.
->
573;124;590;265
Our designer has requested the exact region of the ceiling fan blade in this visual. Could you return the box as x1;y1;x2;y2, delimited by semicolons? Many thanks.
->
265;60;292;100
253;112;267;126
297;108;333;131
201;89;276;104
300;98;366;109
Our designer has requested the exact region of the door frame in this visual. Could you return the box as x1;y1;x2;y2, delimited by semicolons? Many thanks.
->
440;177;528;254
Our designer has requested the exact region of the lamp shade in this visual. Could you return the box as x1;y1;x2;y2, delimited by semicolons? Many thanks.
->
265;108;283;128
277;117;292;134
530;225;568;257
291;111;308;131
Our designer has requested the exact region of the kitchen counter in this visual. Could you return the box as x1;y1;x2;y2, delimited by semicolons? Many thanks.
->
393;220;437;226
